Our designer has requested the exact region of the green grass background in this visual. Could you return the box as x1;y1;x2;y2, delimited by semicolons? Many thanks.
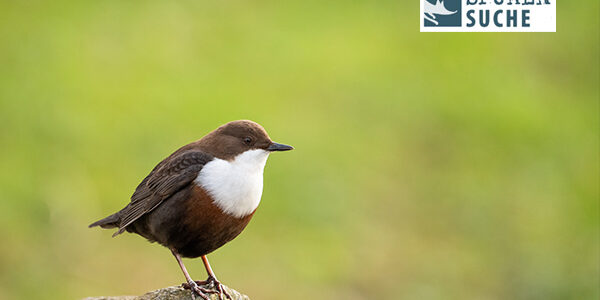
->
0;1;598;299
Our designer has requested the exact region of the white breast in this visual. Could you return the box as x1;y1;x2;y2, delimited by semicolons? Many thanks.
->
194;149;270;218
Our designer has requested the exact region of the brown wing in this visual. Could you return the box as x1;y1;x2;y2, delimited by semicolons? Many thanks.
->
113;150;213;236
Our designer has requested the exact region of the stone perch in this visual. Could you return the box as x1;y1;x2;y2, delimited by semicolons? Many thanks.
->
83;285;250;300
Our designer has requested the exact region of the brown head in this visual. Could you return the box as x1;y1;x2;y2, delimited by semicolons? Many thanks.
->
198;120;293;160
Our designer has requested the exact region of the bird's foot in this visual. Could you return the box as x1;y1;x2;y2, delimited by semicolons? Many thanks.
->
191;279;210;286
182;281;218;300
204;276;232;300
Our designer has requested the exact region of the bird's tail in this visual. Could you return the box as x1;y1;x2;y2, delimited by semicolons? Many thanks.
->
88;212;120;229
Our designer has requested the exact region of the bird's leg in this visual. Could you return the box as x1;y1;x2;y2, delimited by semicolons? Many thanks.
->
199;255;232;300
171;249;217;300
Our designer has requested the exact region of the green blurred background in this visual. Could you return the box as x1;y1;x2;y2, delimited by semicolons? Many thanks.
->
0;1;598;299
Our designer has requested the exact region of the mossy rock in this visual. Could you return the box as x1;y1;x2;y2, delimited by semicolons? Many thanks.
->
83;285;249;300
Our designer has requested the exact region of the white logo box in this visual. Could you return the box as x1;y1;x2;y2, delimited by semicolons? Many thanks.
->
420;0;556;32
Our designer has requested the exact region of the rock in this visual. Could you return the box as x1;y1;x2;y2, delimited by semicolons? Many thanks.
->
83;285;250;300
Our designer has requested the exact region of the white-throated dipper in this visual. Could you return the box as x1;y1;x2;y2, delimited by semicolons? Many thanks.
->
89;120;293;300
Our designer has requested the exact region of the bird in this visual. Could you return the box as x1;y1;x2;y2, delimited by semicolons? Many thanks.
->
89;120;293;300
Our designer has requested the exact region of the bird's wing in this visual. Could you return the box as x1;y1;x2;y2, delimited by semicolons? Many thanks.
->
114;150;213;236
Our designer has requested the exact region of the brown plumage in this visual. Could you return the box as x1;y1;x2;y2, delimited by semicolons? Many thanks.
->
89;120;293;300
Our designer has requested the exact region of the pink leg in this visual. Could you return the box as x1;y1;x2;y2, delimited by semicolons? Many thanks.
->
171;249;216;300
200;255;231;300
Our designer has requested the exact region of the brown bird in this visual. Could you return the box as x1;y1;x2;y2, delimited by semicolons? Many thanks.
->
89;120;293;299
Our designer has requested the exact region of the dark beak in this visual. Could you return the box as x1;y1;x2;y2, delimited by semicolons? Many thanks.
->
267;142;294;152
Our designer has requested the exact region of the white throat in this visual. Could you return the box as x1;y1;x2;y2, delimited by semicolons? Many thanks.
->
195;149;269;218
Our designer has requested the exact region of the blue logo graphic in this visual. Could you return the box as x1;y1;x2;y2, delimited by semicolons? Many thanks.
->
424;0;461;27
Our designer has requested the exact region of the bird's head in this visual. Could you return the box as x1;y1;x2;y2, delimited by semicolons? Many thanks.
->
201;120;293;160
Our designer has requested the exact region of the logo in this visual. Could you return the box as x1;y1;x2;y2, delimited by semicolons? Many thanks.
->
420;0;556;32
424;0;461;27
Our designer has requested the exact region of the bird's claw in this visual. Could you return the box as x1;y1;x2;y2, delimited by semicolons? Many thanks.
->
206;276;232;300
182;281;218;300
181;277;231;300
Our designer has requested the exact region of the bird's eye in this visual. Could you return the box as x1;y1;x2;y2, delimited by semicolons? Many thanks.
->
243;137;252;145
